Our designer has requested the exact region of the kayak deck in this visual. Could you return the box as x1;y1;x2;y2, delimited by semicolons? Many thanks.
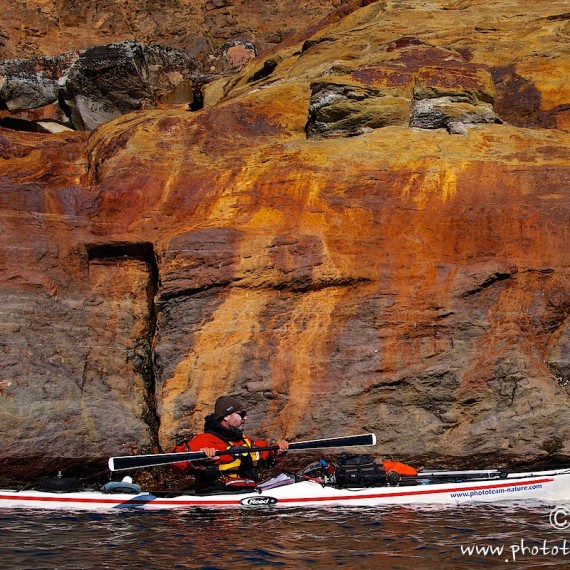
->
1;468;569;511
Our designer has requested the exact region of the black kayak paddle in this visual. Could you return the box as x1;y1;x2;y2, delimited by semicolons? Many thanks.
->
109;433;376;471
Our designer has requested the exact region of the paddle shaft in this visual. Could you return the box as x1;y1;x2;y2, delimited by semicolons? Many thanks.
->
109;433;376;472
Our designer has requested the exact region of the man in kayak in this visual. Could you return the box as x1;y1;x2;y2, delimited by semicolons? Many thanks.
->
172;396;289;490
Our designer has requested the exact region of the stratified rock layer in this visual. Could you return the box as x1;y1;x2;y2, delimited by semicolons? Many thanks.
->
0;0;569;477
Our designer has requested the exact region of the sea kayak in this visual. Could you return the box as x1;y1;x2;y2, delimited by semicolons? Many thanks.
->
1;467;569;511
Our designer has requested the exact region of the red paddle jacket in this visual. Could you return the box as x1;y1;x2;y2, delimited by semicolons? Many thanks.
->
170;414;278;488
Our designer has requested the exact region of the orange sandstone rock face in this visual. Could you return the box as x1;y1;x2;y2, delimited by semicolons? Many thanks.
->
0;0;569;476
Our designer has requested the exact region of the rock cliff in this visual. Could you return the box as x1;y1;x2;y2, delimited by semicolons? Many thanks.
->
0;0;569;479
0;0;355;69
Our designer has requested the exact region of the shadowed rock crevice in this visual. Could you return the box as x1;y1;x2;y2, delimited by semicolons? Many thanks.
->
271;276;371;292
157;281;236;303
157;274;371;301
86;241;161;451
462;270;514;297
86;242;159;285
301;37;336;53
546;315;570;392
247;58;279;83
0;116;68;133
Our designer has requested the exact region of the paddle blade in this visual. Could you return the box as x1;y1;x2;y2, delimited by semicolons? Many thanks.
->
109;450;207;472
288;433;376;451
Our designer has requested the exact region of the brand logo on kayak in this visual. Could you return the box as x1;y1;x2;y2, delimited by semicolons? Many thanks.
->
240;496;278;507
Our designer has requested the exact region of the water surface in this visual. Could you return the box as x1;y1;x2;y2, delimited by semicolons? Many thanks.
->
1;503;569;568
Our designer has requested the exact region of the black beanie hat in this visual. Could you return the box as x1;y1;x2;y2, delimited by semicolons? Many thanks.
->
214;396;246;420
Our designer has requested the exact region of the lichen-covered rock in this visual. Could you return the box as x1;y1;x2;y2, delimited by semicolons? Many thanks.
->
306;81;409;137
0;42;206;130
0;53;78;111
61;42;203;130
410;97;501;133
305;38;505;137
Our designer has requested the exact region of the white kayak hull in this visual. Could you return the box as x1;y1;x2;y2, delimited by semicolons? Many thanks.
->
1;469;569;511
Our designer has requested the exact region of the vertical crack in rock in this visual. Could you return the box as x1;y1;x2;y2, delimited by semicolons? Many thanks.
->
247;58;279;83
86;242;161;451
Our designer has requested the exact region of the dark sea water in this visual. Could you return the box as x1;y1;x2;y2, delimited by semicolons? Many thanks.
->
1;503;570;569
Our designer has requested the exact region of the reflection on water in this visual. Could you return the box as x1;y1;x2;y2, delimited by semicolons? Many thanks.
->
0;503;569;569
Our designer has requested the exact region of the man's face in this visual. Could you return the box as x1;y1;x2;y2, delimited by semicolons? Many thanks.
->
222;410;247;431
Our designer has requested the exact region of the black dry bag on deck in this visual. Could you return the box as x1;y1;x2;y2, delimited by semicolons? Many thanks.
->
334;453;385;488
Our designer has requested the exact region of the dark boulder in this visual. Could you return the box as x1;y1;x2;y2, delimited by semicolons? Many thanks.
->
61;42;204;130
0;53;77;111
